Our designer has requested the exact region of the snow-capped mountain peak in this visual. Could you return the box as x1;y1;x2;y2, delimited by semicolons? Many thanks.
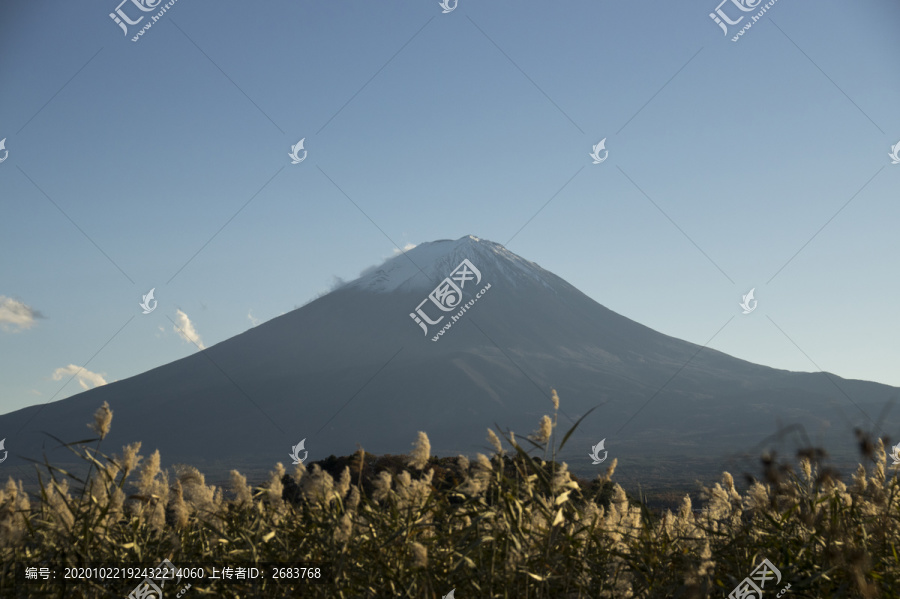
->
346;235;555;293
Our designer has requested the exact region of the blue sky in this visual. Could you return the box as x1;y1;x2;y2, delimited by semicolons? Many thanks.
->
1;0;898;416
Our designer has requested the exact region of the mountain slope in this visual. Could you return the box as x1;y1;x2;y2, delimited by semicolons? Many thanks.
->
2;236;896;485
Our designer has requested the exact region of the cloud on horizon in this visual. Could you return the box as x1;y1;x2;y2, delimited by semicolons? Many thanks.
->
51;364;108;391
174;309;205;349
0;296;44;332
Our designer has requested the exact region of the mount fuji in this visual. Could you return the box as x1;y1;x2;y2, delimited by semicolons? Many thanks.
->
2;236;897;487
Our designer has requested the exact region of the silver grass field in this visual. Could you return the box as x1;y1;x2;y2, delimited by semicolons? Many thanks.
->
1;392;899;598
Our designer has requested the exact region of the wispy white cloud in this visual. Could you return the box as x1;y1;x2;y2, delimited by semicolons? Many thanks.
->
326;275;347;293
51;365;108;391
248;309;260;327
174;309;205;349
299;243;419;309
0;296;44;332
